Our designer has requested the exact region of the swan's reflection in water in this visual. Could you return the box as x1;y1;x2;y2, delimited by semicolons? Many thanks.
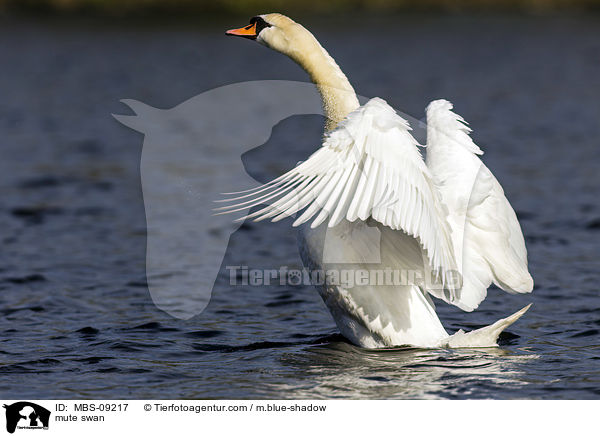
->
275;340;538;399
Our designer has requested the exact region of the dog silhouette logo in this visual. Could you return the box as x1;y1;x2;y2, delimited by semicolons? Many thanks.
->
112;81;433;319
3;402;50;433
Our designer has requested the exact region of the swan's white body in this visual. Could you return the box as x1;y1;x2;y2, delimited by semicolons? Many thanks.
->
222;13;533;348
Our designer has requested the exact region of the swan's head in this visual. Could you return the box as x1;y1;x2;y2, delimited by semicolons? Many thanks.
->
226;13;315;60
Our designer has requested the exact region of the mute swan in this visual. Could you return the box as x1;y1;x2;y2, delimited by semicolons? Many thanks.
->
222;13;533;348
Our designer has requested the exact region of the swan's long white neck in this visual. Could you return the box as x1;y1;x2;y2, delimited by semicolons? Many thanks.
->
283;30;360;131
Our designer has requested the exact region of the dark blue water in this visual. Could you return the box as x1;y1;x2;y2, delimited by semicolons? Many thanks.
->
0;14;599;399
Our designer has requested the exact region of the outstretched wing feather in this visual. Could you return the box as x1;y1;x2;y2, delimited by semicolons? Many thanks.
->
217;98;457;285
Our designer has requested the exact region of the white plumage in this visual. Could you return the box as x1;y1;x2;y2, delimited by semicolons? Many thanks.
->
216;98;457;287
425;99;533;312
223;13;533;348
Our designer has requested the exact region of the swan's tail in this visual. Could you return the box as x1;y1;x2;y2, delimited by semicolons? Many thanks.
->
441;304;531;348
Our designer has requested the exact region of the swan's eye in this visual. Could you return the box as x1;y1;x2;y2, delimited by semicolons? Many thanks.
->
249;16;272;35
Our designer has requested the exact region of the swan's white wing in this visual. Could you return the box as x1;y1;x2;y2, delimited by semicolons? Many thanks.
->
217;97;457;283
425;99;533;312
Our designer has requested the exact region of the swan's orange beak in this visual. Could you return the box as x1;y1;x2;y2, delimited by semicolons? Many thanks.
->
226;22;258;40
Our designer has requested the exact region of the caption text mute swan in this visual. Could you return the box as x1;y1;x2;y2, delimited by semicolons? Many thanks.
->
221;14;533;348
